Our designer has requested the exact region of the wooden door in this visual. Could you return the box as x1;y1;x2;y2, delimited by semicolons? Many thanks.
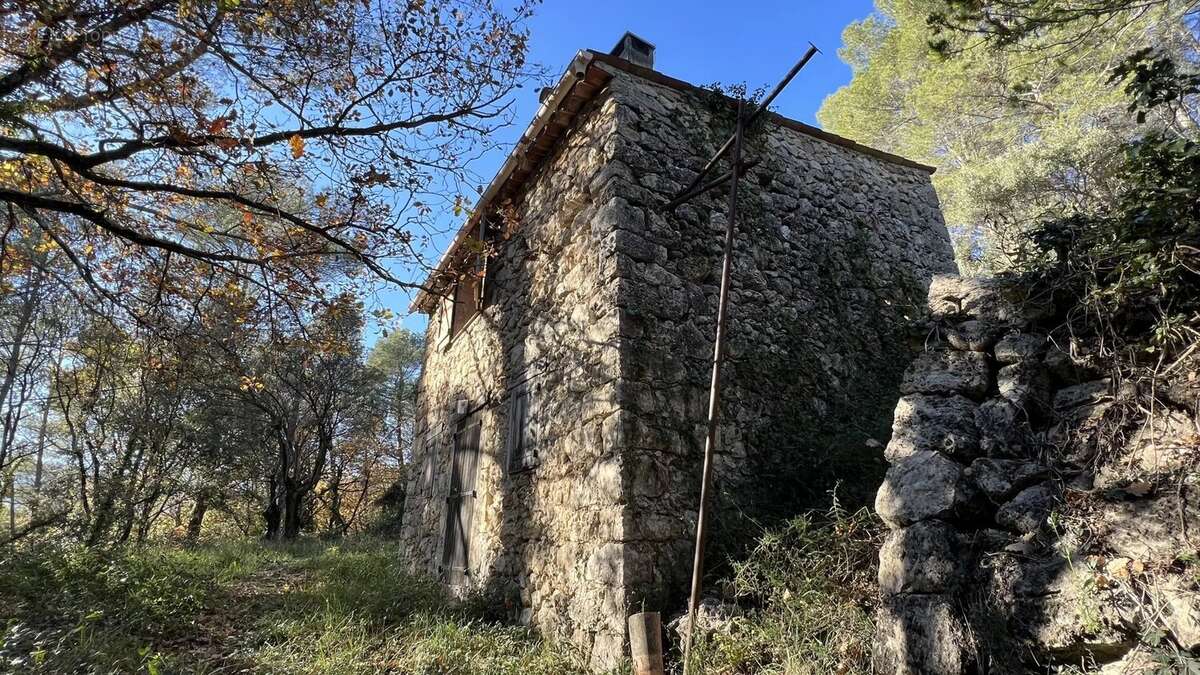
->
441;412;481;586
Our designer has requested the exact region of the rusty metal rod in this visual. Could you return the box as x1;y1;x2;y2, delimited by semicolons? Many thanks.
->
663;158;760;210
682;99;745;675
672;43;819;203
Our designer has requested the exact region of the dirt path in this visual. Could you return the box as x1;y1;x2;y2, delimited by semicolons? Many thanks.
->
165;560;311;673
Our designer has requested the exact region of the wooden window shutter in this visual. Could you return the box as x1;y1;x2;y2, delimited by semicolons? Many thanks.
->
435;294;452;351
477;218;489;310
506;380;538;473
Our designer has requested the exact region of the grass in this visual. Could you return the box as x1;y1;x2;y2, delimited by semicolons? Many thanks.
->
0;538;590;674
685;507;883;674
0;511;880;674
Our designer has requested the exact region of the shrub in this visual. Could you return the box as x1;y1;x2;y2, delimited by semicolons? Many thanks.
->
1017;51;1199;359
0;541;219;672
686;506;883;674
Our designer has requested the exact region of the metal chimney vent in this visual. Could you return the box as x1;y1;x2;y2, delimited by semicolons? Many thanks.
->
610;32;655;70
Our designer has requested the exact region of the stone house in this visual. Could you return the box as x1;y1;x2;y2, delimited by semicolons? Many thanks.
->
400;34;957;669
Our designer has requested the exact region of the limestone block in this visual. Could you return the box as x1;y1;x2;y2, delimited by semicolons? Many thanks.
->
997;362;1051;412
595;196;646;232
996;483;1057;534
886;394;981;462
625;453;669;500
584;457;623;505
994;332;1046;364
873;594;970;675
1044;342;1105;384
628;511;683;542
968;457;1050;503
1054;379;1113;411
590;630;626;672
876;451;978;528
878;521;964;595
927;274;1052;325
980;553;1134;663
585;542;624;585
944;319;1003;352
598;410;626;455
975;398;1033;456
900;349;991;399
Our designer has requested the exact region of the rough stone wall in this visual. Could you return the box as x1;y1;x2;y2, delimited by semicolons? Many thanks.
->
874;274;1200;673
598;71;957;613
400;79;630;670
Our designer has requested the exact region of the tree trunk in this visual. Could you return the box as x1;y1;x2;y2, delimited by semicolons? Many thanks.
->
327;490;347;536
186;492;208;544
282;487;303;539
115;506;135;545
132;486;163;546
326;463;346;535
264;431;290;540
30;397;50;516
7;473;15;538
138;491;173;545
0;269;41;474
263;501;282;540
88;439;139;547
263;472;282;540
115;447;152;546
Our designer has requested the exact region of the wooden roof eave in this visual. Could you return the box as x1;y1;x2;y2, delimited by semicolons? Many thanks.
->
409;53;613;313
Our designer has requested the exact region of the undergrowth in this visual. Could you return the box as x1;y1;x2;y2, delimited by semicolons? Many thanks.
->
0;518;886;675
0;538;592;674
686;506;883;674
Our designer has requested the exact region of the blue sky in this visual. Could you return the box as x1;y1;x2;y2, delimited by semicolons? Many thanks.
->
379;0;877;342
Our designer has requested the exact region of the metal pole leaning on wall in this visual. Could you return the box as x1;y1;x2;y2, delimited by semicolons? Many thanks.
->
682;98;745;675
672;44;819;203
664;45;821;675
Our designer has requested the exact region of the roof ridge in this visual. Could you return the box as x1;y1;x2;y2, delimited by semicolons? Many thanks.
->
410;48;935;313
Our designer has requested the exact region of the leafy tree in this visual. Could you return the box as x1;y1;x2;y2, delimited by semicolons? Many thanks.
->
4;274;423;544
927;0;1197;49
0;0;542;549
0;246;72;543
366;327;424;465
192;292;372;539
0;0;537;325
174;373;275;542
886;1;1199;351
356;327;424;533
50;319;194;546
1018;49;1200;354
817;0;1197;271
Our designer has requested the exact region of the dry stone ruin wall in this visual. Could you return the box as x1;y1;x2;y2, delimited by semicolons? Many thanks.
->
400;80;635;670
875;275;1200;673
597;68;958;613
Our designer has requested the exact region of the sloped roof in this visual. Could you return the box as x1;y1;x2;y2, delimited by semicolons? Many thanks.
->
410;49;934;313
